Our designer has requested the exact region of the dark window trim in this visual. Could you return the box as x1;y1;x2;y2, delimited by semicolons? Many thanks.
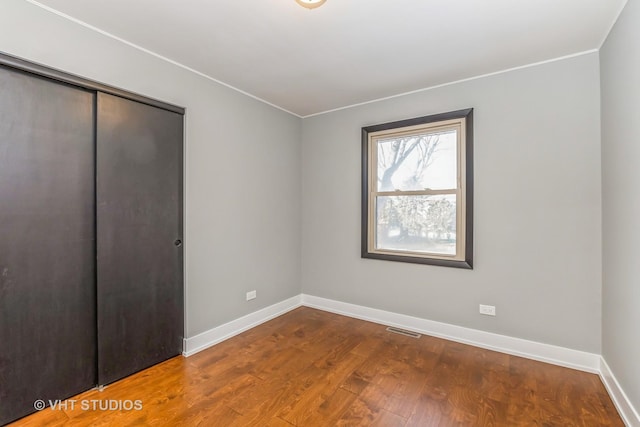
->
361;108;474;269
0;51;185;115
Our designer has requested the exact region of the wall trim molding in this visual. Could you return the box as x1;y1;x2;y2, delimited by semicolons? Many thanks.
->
301;50;598;118
183;295;302;356
599;357;640;426
301;294;601;373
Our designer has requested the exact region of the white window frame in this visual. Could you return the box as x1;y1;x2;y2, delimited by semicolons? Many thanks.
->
361;109;473;269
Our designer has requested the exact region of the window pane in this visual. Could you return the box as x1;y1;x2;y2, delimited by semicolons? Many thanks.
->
376;130;457;191
375;194;456;255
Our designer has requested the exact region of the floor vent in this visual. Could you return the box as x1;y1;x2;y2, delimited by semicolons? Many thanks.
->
386;326;421;338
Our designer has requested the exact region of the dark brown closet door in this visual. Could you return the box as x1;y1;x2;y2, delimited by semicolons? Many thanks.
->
96;92;183;385
0;67;96;425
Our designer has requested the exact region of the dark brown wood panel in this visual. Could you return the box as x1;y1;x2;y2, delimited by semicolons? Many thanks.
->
10;308;625;426
96;92;183;386
0;66;96;425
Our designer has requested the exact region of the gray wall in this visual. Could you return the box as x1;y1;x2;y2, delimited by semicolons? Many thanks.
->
301;53;603;353
0;0;302;338
601;0;640;412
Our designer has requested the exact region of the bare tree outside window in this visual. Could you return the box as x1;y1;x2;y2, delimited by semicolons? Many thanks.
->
376;131;456;254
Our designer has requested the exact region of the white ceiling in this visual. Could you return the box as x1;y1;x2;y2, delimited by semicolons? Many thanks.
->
32;0;626;117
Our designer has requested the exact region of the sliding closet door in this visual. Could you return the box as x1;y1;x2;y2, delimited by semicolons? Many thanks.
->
96;92;183;385
0;67;96;424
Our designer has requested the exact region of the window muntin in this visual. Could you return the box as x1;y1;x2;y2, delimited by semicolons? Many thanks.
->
362;109;473;268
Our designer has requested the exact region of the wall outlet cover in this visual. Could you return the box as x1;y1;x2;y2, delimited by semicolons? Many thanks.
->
479;304;496;316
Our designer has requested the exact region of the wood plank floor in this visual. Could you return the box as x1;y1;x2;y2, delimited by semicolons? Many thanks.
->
11;307;623;426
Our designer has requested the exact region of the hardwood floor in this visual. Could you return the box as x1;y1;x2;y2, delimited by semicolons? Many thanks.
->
11;307;623;426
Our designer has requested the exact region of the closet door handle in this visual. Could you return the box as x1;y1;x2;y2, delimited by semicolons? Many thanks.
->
174;239;182;247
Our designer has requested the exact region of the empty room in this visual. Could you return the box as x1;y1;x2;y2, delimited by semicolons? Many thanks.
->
0;0;638;425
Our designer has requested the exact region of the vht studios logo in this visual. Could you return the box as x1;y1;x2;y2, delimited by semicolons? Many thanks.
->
34;399;143;411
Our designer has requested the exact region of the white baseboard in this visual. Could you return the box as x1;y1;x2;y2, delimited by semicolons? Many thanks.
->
600;357;640;427
301;294;601;373
183;295;302;356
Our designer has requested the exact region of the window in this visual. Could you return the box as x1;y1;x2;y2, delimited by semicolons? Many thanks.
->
361;109;473;268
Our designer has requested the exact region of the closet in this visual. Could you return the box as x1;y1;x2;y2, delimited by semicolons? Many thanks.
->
0;53;184;425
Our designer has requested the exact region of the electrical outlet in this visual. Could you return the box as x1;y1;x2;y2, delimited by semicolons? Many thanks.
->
479;304;496;316
246;290;257;301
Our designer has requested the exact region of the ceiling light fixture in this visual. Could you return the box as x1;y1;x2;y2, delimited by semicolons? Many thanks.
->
295;0;326;9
